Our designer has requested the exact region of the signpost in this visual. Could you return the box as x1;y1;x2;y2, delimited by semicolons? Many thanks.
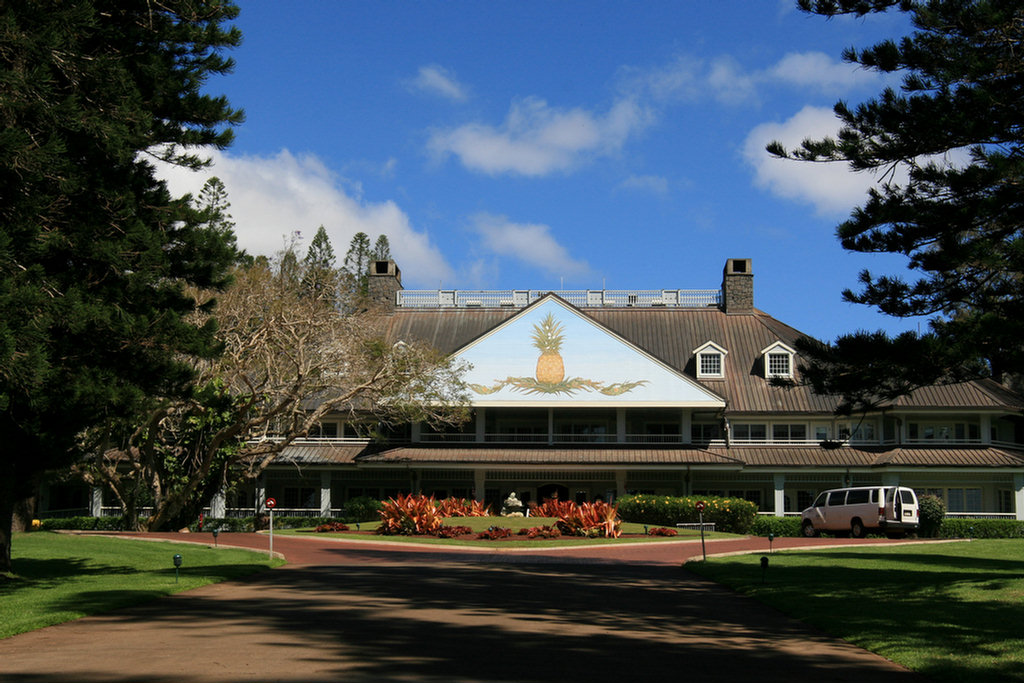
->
266;497;277;559
695;500;707;561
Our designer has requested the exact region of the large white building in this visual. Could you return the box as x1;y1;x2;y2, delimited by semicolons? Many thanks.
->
51;259;1024;521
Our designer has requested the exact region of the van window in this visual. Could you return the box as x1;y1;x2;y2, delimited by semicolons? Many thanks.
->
812;492;827;507
846;489;870;504
898;488;916;503
827;491;847;506
870;489;879;503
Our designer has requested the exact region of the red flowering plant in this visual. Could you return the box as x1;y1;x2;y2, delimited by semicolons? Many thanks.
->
376;493;444;535
315;522;350;533
476;526;513;540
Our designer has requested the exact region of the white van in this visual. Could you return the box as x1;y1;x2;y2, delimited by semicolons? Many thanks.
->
800;486;919;538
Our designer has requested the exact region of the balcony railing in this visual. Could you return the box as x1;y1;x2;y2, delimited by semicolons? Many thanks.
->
396;288;721;309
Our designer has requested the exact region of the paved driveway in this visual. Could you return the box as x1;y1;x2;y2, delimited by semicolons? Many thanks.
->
0;534;926;683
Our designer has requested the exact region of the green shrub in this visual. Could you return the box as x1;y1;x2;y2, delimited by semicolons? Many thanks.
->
939;518;1024;539
917;494;946;537
616;494;758;534
749;516;803;537
39;516;131;531
342;496;382;522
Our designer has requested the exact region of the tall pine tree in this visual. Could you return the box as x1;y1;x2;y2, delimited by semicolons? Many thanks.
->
0;1;242;570
768;0;1024;411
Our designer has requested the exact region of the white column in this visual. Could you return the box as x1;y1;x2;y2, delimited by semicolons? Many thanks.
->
616;408;626;443
681;410;692;444
773;474;786;517
210;489;226;518
548;408;554;445
255;476;266;514
89;486;103;517
980;414;992;444
615;470;627;498
1014;473;1024;521
475;408;486;442
411;421;422;442
320;470;332;516
474;469;486;500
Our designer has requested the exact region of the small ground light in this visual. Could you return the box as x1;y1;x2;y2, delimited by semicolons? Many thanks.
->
173;554;183;583
768;532;774;553
212;528;219;547
760;555;769;584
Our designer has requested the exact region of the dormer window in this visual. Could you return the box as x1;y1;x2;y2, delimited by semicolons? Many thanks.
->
761;341;796;379
693;341;728;379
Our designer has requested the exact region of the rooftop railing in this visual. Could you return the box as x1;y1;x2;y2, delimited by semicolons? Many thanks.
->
396;288;721;309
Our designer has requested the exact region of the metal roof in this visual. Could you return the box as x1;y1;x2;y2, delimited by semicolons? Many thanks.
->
384;304;1023;415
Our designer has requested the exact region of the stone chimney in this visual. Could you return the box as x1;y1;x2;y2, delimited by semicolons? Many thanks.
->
721;258;753;314
368;260;402;308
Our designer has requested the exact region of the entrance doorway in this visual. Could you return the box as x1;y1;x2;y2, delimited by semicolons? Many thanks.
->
537;483;569;503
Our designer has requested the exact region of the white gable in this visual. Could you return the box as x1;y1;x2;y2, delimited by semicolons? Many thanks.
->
454;296;725;407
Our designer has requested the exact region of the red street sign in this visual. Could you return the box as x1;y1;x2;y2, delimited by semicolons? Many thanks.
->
695;500;706;512
265;497;277;509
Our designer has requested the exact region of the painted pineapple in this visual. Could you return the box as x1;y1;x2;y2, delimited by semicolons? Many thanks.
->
531;313;565;383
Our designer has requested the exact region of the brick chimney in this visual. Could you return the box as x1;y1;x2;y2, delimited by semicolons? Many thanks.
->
721;258;753;314
368;260;402;308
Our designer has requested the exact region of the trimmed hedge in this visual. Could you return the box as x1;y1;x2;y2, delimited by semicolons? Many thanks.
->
40;516;129;531
749;516;803;538
616;494;758;534
940;518;1024;539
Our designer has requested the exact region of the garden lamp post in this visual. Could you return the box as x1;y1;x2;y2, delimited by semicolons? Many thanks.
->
173;554;182;583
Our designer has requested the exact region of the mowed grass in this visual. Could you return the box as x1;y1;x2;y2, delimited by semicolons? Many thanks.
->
686;539;1024;683
281;515;731;546
0;532;284;639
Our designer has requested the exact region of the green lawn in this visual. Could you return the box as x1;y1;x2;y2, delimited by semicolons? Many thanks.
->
280;515;731;547
0;532;284;639
686;540;1024;683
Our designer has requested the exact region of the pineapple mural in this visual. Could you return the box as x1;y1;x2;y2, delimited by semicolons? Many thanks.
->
531;313;565;384
467;306;649;397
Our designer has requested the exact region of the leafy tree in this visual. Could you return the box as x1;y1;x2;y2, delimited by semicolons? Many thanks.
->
80;245;470;531
0;1;242;570
768;0;1024;411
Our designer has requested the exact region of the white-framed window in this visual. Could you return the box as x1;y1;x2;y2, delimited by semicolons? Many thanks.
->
732;423;767;442
693;341;728;378
760;341;796;379
772;423;807;442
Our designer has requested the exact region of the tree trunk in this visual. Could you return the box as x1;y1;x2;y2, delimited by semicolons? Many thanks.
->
11;494;38;533
0;486;15;574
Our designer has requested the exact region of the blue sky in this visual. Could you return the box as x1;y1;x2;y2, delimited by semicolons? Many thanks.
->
158;0;927;342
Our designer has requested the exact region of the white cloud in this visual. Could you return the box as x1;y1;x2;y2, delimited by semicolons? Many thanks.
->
153;149;453;287
468;213;590;280
707;57;759;105
409;64;469;102
428;96;651;176
743;106;881;215
769;52;879;93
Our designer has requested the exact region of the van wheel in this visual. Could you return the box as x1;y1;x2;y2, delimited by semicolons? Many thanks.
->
802;521;818;538
850;519;866;538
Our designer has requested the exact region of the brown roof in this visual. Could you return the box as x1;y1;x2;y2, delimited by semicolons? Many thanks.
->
273;442;1024;469
356;445;743;466
276;443;371;465
385;304;1023;415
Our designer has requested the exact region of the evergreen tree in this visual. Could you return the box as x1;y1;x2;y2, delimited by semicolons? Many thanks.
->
302;226;337;300
768;0;1024;411
0;1;242;570
373;234;392;262
342;231;373;296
